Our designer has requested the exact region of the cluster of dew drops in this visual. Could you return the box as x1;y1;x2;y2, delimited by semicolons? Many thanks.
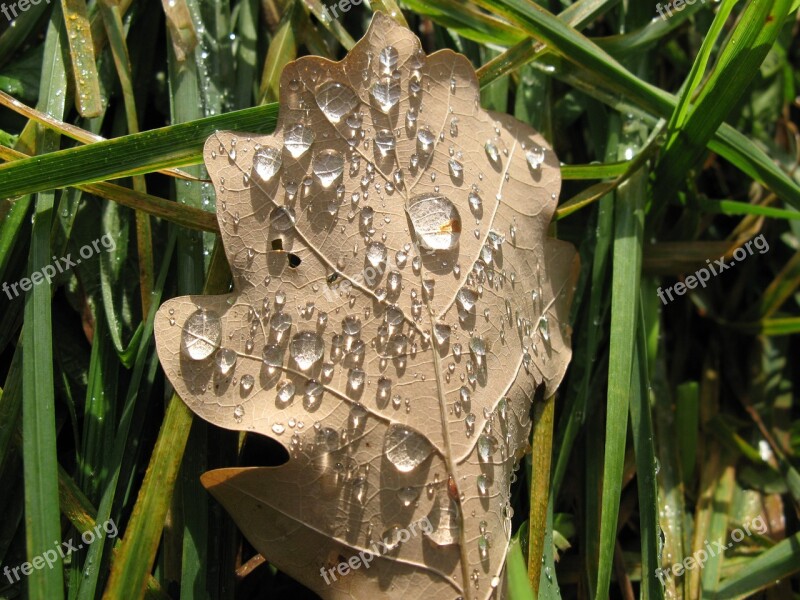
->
170;36;557;594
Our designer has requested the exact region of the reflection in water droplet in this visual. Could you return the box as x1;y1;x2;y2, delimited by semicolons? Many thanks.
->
253;146;282;182
383;425;432;472
182;309;222;360
315;81;359;123
312;150;344;188
408;194;461;251
289;331;324;371
284;124;314;158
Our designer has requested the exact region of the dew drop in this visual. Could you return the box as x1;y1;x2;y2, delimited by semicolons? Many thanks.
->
312;149;344;188
214;347;237;375
408;193;462;251
383;425;432;472
315;81;359;124
252;146;282;182
375;129;396;157
182;309;221;360
371;77;400;112
289;331;324;371
416;126;435;154
284;124;314;158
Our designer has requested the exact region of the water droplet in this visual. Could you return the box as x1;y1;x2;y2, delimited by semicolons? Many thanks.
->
312;149;344;188
371;77;400;112
349;403;367;430
262;344;284;369
214;347;237;375
240;374;255;392
387;270;402;293
456;289;477;311
366;241;387;268
376;377;392;401
416;126;435;154
448;158;463;178
398;486;419;507
253;146;282;182
424;497;460;546
527;145;545;170
270;312;293;336
395;250;407;268
477;473;489;495
315;81;359;123
272;423;285;434
383;425;432;472
408;194;461;251
434;323;451;344
484;140;500;163
477;434;492;461
342;315;362;337
289;331;324;371
284;124;314;158
303;380;323;409
182;309;222;360
270;206;296;231
277;379;295;403
375;129;396;157
347;368;365;393
468;191;482;214
379;46;399;73
233;404;245;422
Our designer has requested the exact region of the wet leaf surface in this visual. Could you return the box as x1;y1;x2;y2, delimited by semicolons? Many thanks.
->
155;13;578;599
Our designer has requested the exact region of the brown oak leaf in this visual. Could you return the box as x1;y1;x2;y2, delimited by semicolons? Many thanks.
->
154;12;578;600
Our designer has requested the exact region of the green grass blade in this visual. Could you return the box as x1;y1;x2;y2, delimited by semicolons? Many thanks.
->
715;531;800;598
596;166;645;599
21;5;69;599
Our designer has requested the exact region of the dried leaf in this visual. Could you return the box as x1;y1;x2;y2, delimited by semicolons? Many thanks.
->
154;13;578;599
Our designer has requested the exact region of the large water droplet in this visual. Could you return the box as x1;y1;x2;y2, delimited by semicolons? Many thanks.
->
253;146;282;182
315;81;359;123
284;124;314;158
182;309;222;360
383;425;432;472
262;344;284;369
289;331;324;371
408;194;461;251
342;315;362;337
456;288;477;311
312;150;344;188
371;77;400;113
424;496;460;546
